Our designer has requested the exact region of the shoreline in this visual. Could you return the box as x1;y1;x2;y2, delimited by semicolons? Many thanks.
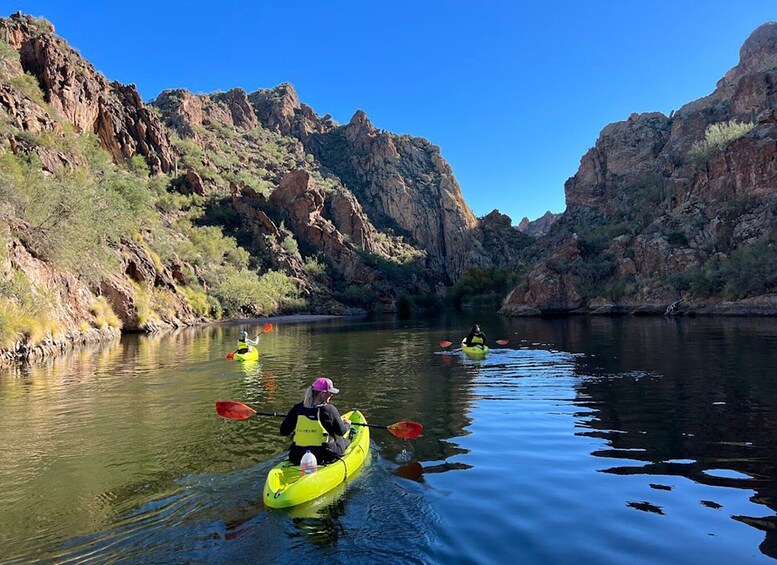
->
0;313;349;368
499;295;777;318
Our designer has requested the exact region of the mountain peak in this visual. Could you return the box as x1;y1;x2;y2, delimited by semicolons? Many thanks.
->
348;109;372;128
719;21;777;87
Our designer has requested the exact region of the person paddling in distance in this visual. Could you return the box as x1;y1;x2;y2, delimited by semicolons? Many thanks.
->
463;324;487;347
236;330;260;354
279;377;352;465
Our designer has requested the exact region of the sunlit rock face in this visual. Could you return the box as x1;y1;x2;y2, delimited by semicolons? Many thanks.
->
502;22;777;315
1;12;176;174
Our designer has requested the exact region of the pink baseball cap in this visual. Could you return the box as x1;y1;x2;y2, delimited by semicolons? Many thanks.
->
312;377;339;394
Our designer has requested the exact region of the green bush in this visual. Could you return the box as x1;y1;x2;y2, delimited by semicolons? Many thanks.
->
688;120;754;165
340;284;372;307
666;231;689;247
303;256;327;278
720;242;777;299
128;155;150;176
9;72;46;106
451;267;518;301
179;286;210;317
671;242;777;299
280;234;300;258
209;266;300;316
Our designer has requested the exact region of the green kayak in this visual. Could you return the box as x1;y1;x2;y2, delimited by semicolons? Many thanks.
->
229;347;259;361
461;339;489;359
263;410;369;508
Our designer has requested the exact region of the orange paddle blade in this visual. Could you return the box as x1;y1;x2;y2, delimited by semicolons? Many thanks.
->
387;421;423;439
263;323;273;333
439;341;453;348
216;400;256;420
495;339;509;346
226;352;235;360
394;461;424;480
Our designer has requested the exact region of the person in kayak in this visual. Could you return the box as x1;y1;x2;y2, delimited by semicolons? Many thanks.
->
280;377;351;465
236;330;260;354
463;324;487;347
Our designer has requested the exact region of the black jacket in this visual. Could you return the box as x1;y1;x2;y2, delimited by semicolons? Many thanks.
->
464;330;487;346
280;402;351;465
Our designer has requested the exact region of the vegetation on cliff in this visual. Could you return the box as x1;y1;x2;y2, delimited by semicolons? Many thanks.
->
501;22;777;316
0;12;512;361
0;23;301;355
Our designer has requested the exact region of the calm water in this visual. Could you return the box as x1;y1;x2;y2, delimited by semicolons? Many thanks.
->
1;312;777;563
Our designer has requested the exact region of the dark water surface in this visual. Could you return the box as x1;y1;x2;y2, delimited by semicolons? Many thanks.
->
2;312;777;563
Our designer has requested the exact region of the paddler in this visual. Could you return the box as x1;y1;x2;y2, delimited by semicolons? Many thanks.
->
236;330;260;354
279;377;351;465
463;324;487;347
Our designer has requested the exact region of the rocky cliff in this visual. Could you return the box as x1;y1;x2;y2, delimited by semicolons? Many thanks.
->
0;13;212;363
501;22;777;316
518;211;559;236
247;84;489;282
0;12;513;363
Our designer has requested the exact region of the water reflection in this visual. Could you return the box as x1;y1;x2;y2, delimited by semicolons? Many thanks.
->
3;313;777;562
563;317;777;559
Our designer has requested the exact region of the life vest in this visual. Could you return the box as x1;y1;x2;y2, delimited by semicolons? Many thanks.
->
237;339;249;353
468;335;484;346
293;407;329;447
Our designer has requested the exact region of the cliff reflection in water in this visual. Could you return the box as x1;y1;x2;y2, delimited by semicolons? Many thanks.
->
544;317;777;559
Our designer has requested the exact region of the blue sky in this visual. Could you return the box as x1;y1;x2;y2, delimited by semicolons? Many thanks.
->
4;1;776;222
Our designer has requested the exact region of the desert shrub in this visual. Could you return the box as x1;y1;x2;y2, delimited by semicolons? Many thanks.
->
90;296;122;329
209;266;300;316
280;234;300;258
172;135;204;169
602;277;637;301
179;286;210;317
451;267;518;301
666;231;689;247
207;295;223;319
719;242;777;299
672;242;777;299
177;222;250;270
0;39;18;63
128;155;150;176
303;256;327;278
688;120;754;165
571;251;618;299
340;284;372;307
9;72;46;106
0;155;118;280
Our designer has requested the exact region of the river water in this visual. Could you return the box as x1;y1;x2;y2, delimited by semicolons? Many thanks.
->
1;311;777;563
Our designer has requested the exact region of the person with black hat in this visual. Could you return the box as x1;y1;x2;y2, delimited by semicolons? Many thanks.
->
463;324;487;347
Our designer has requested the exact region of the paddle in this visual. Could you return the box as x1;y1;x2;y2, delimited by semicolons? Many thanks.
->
227;323;273;359
440;338;509;348
215;400;423;439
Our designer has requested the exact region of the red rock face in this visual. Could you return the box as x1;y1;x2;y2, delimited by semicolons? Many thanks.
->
503;22;777;315
269;170;386;284
0;13;176;174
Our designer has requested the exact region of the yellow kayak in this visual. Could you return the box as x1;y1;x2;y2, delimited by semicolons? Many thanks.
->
461;339;489;359
230;347;259;361
263;410;369;508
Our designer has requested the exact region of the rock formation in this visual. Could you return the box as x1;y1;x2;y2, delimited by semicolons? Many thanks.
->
518;211;560;236
1;12;176;174
501;22;777;316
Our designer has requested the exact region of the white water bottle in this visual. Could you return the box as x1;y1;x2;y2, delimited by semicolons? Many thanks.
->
300;450;317;476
